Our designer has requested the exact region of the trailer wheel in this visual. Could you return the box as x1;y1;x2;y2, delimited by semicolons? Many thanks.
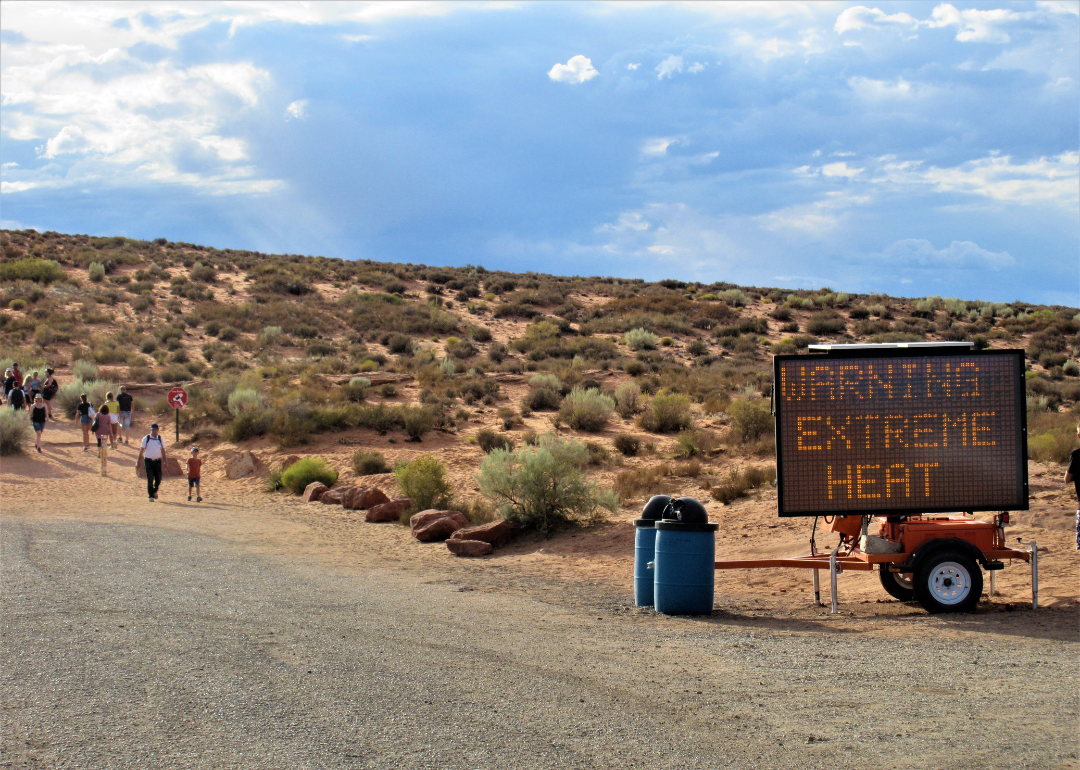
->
878;567;914;602
914;551;983;614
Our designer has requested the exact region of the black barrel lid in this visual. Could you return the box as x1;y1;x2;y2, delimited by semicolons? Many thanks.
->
655;497;719;532
634;494;673;527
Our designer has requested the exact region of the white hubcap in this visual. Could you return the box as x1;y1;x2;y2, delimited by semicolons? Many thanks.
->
928;562;971;605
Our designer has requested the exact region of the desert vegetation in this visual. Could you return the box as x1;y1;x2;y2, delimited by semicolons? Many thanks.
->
1;228;1077;532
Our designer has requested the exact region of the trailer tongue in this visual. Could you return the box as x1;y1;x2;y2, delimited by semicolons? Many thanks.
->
713;343;1036;614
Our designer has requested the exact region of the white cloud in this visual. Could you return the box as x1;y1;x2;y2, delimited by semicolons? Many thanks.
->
821;162;864;179
641;137;676;157
626;62;640;70
655;55;683;80
1;162;18;169
834;6;918;34
285;99;308;120
548;55;598;84
836;2;1029;44
848;76;914;98
687;62;705;73
341;33;375;43
1;39;279;195
874;152;1080;204
877;239;1016;269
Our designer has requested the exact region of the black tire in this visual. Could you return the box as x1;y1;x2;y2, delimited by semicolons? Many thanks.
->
913;550;983;614
879;566;915;602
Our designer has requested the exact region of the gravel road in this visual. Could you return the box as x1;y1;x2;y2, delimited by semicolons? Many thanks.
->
2;515;1077;770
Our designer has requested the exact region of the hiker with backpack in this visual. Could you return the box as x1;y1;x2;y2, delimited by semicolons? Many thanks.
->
137;423;167;502
116;385;134;445
8;380;27;411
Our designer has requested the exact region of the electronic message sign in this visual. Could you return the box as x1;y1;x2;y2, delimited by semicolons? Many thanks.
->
774;348;1028;517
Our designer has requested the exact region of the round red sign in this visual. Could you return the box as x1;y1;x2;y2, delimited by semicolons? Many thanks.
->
167;386;188;409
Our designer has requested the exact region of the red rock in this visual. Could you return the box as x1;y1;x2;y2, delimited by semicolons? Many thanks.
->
448;519;513;547
136;456;184;479
320;488;344;505
281;455;301;470
365;498;410;523
302;482;328;502
412;512;469;542
340;486;367;510
446;539;493;557
409;509;456;532
356;487;390;509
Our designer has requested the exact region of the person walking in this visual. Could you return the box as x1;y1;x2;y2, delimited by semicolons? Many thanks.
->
3;368;15;399
11;363;23;392
94;405;113;476
28;371;41;400
186;446;203;502
99;391;120;450
74;393;94;451
116;385;134;445
30;394;48;453
8;380;26;411
137;423;167;502
41;368;59;419
1065;421;1080;551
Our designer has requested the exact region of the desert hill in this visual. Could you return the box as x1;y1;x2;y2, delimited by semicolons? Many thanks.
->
1;228;1078;610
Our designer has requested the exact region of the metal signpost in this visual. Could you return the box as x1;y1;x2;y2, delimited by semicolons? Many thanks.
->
167;386;188;443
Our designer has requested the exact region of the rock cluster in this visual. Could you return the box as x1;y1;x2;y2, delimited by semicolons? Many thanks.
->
299;479;514;556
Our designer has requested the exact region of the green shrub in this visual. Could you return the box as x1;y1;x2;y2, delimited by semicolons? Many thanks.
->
0;258;65;285
72;359;98;380
624;327;659;351
8;299;27;311
614;433;641;456
352;449;390;476
394;455;453;512
477;433;618;535
356;403;403;433
557;386;615;432
638;392;693;433
88;262;106;283
728;398;773;442
0;409;29;455
157;365;189;384
281;457;338;494
1027;412;1077;464
55;379;118;418
222;411;272;443
673;429;718;459
344;376;370;402
805;313;846;335
476;428;514;453
710;465;776;504
227;387;265;416
401;405;435;441
524;385;562;411
614;381;640;418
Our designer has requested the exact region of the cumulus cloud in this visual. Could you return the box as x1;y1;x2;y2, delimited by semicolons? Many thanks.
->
877;239;1016;269
626;62;640;70
836;3;1026;44
834;6;918;34
548;55;597;84
655;55;683;79
687;62;705;73
285;99;308;120
874;152;1080;204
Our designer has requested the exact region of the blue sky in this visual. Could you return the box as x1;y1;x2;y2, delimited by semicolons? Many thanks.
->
1;1;1077;305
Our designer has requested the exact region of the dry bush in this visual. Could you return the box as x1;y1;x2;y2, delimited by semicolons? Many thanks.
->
352;450;389;476
558;387;614;432
1027;411;1078;464
709;465;775;504
638;392;693;433
613;463;673;501
614;433;641;456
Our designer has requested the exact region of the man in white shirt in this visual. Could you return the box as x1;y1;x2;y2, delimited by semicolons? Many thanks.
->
136;423;168;501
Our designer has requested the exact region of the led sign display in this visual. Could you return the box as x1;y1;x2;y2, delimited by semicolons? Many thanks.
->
774;349;1028;517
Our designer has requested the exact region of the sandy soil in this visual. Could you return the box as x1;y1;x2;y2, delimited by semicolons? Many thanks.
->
4;415;1077;626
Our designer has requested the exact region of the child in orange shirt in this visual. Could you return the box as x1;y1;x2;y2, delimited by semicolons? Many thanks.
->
186;446;203;502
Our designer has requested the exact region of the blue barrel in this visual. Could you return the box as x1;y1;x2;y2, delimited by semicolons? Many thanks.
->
633;495;672;607
653;498;719;615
